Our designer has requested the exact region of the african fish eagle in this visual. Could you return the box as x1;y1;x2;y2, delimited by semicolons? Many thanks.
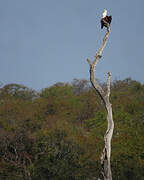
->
101;9;112;29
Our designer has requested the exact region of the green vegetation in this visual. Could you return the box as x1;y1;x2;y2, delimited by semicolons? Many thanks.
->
0;78;144;180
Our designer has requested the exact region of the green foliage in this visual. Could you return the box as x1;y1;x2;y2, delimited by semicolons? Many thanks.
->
40;83;73;99
84;112;106;130
32;130;83;179
0;83;37;100
0;78;144;179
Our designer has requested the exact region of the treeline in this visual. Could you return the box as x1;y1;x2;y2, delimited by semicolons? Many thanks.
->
0;78;144;180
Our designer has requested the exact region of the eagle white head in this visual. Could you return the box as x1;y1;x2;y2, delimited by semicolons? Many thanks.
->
102;9;107;18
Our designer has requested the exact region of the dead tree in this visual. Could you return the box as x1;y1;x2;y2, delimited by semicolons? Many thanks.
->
87;21;114;180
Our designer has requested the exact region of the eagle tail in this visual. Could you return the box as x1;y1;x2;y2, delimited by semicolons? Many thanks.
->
101;20;104;29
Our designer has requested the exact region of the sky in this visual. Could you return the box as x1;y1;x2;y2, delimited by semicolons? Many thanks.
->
0;0;144;90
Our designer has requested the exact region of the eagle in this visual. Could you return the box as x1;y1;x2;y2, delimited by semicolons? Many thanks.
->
101;9;112;29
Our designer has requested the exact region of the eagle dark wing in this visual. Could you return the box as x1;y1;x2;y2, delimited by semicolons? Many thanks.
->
100;16;112;29
107;16;112;24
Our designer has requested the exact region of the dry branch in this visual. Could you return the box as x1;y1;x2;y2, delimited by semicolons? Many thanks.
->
87;23;114;180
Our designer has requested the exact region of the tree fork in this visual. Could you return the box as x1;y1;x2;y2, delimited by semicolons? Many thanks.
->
87;23;114;180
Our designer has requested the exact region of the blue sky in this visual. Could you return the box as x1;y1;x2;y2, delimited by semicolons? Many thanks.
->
0;0;144;90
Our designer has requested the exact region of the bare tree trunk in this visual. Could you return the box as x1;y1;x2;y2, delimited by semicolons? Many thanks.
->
87;23;114;180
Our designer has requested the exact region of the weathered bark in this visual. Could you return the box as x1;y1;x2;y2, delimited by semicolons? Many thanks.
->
87;23;114;180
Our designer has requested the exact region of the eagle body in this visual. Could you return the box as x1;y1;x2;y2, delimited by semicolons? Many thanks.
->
101;9;112;29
